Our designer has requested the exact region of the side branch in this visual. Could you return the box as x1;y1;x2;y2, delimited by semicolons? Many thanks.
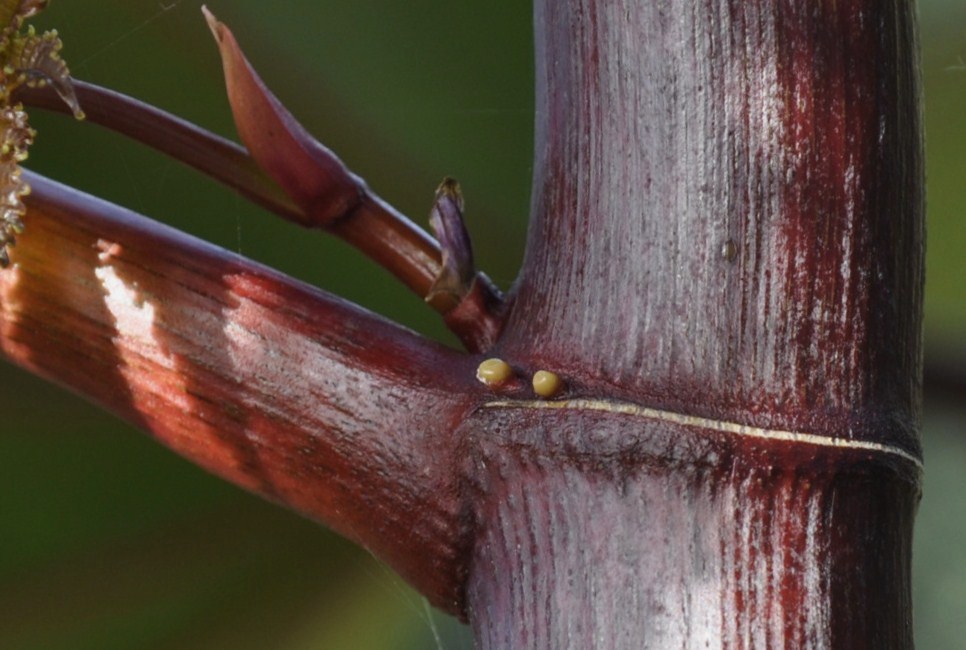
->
16;80;302;220
0;172;480;614
18;76;505;351
205;6;504;350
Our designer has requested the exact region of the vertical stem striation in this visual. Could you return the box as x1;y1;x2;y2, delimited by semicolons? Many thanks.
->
498;0;924;453
468;0;924;646
1;173;480;613
465;406;918;648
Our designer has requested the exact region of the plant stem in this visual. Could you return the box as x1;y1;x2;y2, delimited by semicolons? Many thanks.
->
18;80;300;219
467;414;917;647
18;80;505;350
466;0;924;645
2;171;479;613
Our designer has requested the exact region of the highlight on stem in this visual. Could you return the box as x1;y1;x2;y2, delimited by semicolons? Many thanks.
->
12;4;505;350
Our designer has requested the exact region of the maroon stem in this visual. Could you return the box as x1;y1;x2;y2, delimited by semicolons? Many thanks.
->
467;0;924;646
18;80;505;351
17;81;301;220
499;0;924;451
1;172;482;613
466;411;917;647
2;1;926;643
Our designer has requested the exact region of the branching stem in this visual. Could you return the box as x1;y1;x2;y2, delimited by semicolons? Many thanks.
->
17;79;505;351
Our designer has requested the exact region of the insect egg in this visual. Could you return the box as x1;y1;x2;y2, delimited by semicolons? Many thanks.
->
532;370;562;398
476;358;513;386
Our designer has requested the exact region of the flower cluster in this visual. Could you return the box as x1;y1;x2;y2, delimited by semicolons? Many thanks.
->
0;0;82;267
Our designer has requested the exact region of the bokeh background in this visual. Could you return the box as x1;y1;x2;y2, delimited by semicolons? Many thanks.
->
0;1;962;648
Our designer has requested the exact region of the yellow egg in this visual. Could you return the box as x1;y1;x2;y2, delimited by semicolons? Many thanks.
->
532;370;562;398
476;358;513;386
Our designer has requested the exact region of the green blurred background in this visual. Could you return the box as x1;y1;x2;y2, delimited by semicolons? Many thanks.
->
0;1;962;648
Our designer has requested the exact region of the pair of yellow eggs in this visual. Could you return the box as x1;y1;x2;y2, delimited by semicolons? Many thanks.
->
476;358;562;398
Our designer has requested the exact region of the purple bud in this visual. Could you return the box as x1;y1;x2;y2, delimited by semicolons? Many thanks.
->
427;177;475;303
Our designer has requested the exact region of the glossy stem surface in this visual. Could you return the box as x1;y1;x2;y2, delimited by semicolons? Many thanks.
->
0;172;480;613
498;0;924;451
467;0;925;646
463;404;918;647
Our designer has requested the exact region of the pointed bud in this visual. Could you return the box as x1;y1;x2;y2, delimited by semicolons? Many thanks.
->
426;178;475;304
203;6;361;227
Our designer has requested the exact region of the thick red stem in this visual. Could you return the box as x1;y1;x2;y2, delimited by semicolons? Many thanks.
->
0;172;483;613
465;0;925;646
498;0;924;452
